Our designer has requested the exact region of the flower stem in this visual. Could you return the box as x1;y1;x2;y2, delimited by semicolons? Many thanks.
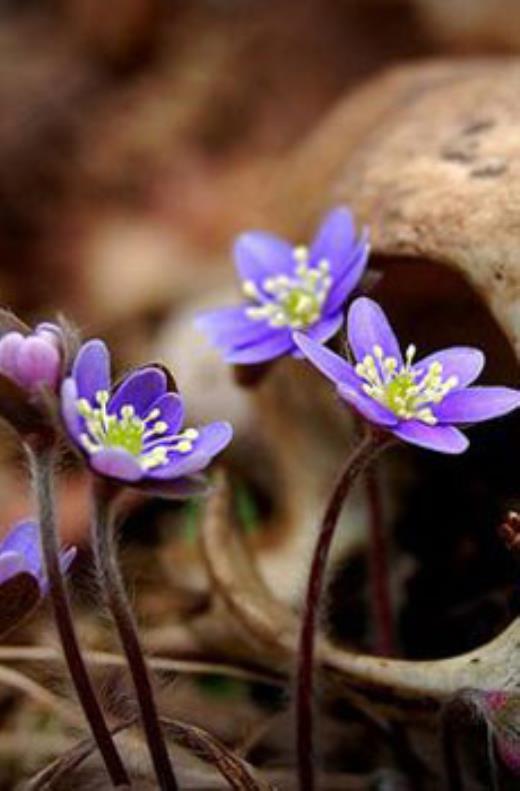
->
92;478;178;791
26;441;130;788
296;429;389;791
365;467;395;656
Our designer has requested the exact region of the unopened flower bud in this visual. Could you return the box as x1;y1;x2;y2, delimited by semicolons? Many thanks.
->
0;325;62;394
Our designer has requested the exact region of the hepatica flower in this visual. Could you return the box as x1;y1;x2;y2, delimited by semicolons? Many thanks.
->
295;297;520;453
61;340;232;485
0;520;75;593
196;207;369;364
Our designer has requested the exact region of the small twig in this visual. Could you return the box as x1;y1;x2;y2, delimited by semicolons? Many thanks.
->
28;714;273;791
0;645;282;687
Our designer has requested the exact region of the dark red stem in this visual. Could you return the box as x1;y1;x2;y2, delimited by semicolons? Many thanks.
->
92;478;178;791
365;466;395;656
27;442;130;788
296;430;389;791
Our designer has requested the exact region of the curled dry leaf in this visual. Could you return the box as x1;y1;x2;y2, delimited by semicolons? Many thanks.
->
0;571;41;639
199;474;520;722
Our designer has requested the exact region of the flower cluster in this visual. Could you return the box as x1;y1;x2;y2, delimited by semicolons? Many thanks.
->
0;520;75;593
196;207;369;364
295;297;520;453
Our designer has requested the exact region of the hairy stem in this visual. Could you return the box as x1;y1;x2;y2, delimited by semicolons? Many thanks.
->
296;429;389;791
27;442;129;788
365;467;395;656
92;478;178;791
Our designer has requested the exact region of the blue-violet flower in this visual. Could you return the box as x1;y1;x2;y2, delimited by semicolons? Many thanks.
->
0;520;75;593
61;340;233;484
196;207;369;364
295;297;520;454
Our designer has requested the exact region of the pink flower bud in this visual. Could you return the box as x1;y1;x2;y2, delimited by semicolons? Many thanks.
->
0;326;62;393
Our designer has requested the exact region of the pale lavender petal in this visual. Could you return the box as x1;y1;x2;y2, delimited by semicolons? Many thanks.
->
414;347;484;389
1;521;41;575
0;552;26;584
195;306;275;348
0;332;25;383
337;384;398;427
90;448;143;482
392;421;469;454
233;231;294;286
144;392;185;438
61;378;84;444
109;367;167;419
324;238;370;314
73;340;110;400
434;386;520;424
294;331;359;388
309;207;357;275
348;298;402;365
224;330;293;364
148;421;232;480
14;336;61;391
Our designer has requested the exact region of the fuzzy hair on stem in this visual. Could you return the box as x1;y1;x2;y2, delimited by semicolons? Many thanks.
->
26;440;130;788
91;477;178;791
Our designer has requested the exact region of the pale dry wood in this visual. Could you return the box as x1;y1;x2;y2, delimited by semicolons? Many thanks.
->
199;475;520;722
276;58;520;359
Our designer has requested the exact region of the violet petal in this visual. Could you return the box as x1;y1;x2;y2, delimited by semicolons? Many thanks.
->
309;207;357;275
224;330;293;364
337;383;398;427
294;331;358;388
0;552;26;585
90;448;143;482
72;339;111;401
392;421;469;454
297;312;344;345
149;421;232;480
434;386;520;424
196;306;276;349
414;347;484;389
143;392;185;438
348;297;403;366
109;367;168;419
324;238;370;314
234;231;295;287
1;521;41;576
61;378;84;444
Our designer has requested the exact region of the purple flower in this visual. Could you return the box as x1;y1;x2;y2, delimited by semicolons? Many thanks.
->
0;322;63;393
0;520;75;594
196;207;369;364
61;339;233;486
295;297;520;454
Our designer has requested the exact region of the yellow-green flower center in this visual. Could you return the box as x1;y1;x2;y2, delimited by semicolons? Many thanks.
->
355;345;458;425
242;246;332;329
76;391;199;470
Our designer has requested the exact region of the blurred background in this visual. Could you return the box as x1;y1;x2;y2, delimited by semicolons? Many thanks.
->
1;1;520;787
